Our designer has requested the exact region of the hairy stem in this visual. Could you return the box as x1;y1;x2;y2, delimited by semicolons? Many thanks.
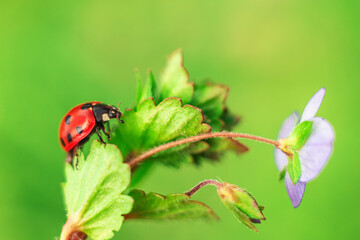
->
60;217;87;240
185;179;222;197
127;132;279;168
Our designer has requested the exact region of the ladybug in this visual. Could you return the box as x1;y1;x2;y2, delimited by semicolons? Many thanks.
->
59;102;123;163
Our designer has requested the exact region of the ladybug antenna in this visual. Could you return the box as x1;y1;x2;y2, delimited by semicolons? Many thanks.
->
116;115;124;124
117;101;122;109
115;106;124;123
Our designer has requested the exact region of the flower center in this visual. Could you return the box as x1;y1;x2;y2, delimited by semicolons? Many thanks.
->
278;139;294;157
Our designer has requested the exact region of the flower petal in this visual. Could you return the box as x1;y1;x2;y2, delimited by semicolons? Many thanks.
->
274;112;299;171
274;149;288;172
299;117;334;182
278;111;300;139
285;173;306;208
300;88;326;122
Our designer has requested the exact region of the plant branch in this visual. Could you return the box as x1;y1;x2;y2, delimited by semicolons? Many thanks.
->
127;132;279;168
185;179;222;197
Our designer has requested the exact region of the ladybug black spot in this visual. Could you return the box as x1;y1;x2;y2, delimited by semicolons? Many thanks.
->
60;138;66;147
67;133;73;143
81;103;93;110
76;126;83;134
65;115;71;125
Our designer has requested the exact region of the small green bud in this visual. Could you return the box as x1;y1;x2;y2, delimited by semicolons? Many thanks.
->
217;183;266;231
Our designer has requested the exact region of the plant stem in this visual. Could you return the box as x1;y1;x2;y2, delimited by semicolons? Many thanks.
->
185;179;222;197
127;132;279;168
60;218;87;240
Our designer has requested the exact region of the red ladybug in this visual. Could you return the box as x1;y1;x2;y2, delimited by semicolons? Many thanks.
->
59;102;123;163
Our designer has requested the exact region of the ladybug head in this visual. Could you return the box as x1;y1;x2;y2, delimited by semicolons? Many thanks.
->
92;103;123;123
108;106;123;123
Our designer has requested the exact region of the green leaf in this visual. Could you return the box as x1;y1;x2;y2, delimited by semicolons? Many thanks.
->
159;49;194;104
111;97;211;162
287;121;313;150
132;51;246;171
190;82;240;132
137;70;157;105
190;82;247;162
120;50;247;182
192;82;229;124
62;141;133;240
287;151;301;184
125;190;218;220
221;107;241;131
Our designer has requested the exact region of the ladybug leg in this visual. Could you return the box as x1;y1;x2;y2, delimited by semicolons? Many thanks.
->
66;146;80;169
96;127;106;144
74;145;81;169
74;145;80;156
65;146;81;169
100;122;111;140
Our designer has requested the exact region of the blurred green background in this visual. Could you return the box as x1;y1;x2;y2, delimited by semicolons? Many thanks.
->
0;0;359;239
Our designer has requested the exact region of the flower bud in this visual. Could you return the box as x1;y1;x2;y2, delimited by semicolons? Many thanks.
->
217;182;265;231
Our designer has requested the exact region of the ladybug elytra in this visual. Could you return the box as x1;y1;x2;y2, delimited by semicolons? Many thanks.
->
59;102;123;163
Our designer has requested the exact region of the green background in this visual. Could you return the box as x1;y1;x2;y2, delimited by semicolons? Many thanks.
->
0;0;359;239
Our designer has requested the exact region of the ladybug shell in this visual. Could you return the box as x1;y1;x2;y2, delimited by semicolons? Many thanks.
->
59;102;101;152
